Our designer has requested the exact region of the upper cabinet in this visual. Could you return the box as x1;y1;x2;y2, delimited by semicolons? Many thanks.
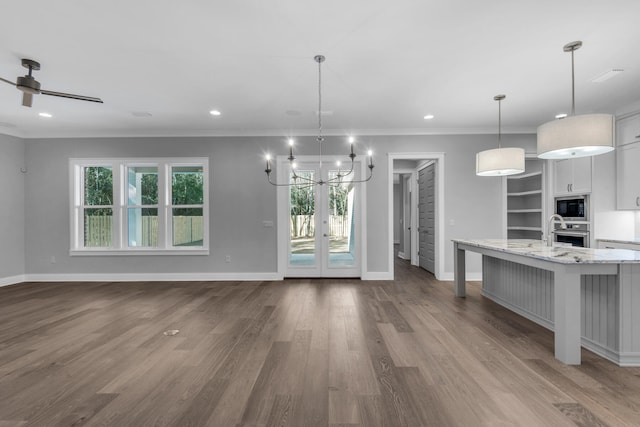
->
616;113;640;147
616;112;640;209
553;157;592;195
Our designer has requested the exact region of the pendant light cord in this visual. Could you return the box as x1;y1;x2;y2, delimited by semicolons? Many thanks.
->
317;56;323;168
498;98;502;148
570;48;576;116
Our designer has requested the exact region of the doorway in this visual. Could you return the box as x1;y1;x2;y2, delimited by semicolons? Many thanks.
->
278;157;362;278
389;153;445;280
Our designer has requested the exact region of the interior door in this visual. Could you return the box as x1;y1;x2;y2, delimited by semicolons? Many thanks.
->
418;163;435;273
286;160;361;277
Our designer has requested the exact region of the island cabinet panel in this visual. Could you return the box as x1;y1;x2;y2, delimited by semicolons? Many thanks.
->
481;256;632;364
581;275;619;353
482;257;554;327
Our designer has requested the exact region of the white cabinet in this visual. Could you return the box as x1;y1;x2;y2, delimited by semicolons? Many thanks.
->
616;113;640;147
553;157;592;195
616;142;640;209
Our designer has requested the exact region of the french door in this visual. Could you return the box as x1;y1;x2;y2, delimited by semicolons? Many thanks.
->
279;158;361;277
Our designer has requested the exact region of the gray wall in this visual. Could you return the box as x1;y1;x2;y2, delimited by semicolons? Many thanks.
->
0;134;26;280
393;183;401;243
17;132;536;278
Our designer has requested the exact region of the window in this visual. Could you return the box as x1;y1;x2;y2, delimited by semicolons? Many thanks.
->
70;158;208;255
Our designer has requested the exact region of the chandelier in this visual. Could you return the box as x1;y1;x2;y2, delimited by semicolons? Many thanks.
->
264;55;374;187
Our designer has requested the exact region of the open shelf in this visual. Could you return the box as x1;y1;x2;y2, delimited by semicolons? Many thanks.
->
508;190;543;197
507;226;543;231
506;159;544;239
507;209;542;214
508;171;543;180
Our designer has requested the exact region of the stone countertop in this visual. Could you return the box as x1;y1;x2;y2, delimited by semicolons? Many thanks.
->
452;239;640;264
597;238;640;246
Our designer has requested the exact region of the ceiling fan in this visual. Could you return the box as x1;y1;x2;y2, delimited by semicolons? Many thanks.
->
0;58;103;107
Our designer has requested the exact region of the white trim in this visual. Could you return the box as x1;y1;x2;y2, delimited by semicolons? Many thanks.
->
393;240;400;244
24;272;283;282
439;272;482;282
389;152;446;280
69;249;209;256
397;251;406;259
0;275;27;288
13;126;538;140
362;272;393;280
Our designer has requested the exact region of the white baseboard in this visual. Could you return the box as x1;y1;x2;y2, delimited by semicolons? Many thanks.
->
393;240;400;245
362;272;393;280
438;272;483;281
0;275;27;288
24;272;284;282
397;251;406;259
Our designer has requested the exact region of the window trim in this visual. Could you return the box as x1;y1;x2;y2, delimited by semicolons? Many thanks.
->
69;157;209;256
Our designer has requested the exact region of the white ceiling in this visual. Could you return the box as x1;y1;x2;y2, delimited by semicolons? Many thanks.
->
1;0;640;139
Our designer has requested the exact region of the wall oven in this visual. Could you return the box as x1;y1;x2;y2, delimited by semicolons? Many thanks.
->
555;196;588;221
554;223;590;248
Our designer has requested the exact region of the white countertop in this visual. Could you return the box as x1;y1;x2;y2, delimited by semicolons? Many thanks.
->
452;239;640;264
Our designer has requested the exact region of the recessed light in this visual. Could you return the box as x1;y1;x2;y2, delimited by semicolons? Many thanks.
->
424;114;434;120
39;112;52;118
555;113;568;119
209;110;221;116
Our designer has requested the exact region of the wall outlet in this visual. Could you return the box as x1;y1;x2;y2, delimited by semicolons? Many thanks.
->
225;255;231;263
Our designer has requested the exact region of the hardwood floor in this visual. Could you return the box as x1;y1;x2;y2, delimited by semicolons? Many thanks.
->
2;258;640;426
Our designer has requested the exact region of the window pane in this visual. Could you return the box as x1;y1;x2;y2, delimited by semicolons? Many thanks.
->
128;166;158;206
84;208;112;247
172;208;203;246
128;208;158;247
84;167;112;206
172;166;204;205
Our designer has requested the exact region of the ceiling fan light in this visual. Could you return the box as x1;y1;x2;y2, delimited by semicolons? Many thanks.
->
537;114;614;159
476;147;525;176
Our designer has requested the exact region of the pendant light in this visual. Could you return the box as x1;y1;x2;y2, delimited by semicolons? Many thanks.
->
476;94;525;176
537;41;615;159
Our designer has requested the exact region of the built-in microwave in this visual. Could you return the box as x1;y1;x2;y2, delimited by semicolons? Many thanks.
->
555;196;588;221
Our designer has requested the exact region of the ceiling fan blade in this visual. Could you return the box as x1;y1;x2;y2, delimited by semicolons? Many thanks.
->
0;76;16;86
40;89;103;104
22;92;33;107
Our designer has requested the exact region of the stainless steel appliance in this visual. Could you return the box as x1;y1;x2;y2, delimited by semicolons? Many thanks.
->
554;222;590;247
555;196;588;221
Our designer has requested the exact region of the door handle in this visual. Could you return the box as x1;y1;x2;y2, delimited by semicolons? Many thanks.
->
323;233;328;237
636;196;639;207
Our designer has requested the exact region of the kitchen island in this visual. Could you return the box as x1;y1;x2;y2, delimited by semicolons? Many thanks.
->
452;239;640;366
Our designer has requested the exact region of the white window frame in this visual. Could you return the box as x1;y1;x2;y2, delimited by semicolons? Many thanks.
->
70;157;209;256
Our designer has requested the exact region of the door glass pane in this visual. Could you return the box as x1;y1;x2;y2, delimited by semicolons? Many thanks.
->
289;170;315;266
328;171;355;267
84;208;112;247
172;208;204;247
